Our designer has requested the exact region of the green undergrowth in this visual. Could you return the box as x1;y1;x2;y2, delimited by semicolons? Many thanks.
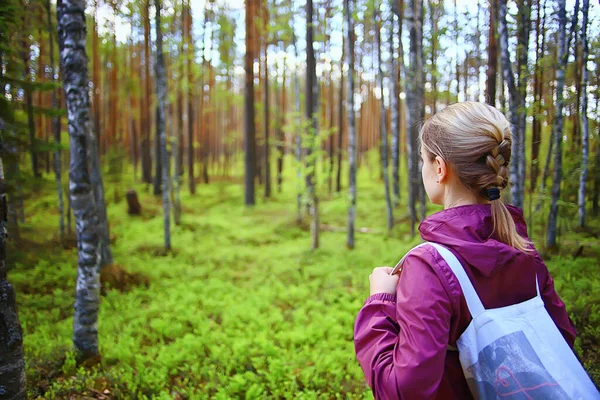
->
7;158;600;399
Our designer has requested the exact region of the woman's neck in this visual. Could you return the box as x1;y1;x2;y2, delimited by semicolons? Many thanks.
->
443;187;487;210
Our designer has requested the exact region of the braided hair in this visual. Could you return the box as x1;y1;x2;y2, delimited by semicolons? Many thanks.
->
419;102;531;252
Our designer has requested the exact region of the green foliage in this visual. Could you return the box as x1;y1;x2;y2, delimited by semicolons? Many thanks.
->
9;157;600;398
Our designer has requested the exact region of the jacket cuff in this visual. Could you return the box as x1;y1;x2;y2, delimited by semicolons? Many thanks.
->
364;292;396;305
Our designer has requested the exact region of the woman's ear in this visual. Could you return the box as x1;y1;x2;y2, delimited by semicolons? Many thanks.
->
435;156;448;184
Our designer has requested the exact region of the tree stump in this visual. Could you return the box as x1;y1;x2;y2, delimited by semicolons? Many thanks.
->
126;189;141;215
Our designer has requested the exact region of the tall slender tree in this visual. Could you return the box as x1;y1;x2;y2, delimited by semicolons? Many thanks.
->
530;0;546;197
46;0;65;243
539;0;578;209
485;0;497;105
57;0;102;359
336;32;345;194
498;0;531;209
378;3;393;230
546;0;567;249
244;0;256;206
92;0;101;162
22;1;40;179
153;0;163;197
154;0;170;249
292;27;303;222
390;0;400;207
405;0;425;236
306;0;319;250
345;0;357;249
0;51;27;397
263;4;271;199
578;0;589;227
142;0;153;184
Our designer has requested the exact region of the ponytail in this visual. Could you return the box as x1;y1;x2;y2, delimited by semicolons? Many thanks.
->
491;199;531;252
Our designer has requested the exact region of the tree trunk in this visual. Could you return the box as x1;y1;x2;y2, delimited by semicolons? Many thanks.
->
244;0;256;206
183;1;195;195
378;5;393;230
57;0;102;359
336;33;345;193
530;0;545;195
0;45;27;400
454;0;461;101
429;0;438;114
142;0;153;184
263;25;271;199
516;0;531;209
109;8;118;153
306;0;319;250
200;9;211;186
292;30;302;223
546;0;567;250
406;0;425;235
538;41;557;208
578;0;589;227
87;31;113;267
593;85;600;217
153;107;162;196
345;0;356;249
569;0;581;152
390;1;400;207
22;18;39;179
89;124;112;267
276;53;285;193
154;0;170;250
498;0;530;209
46;0;65;244
485;0;497;105
0;130;27;399
92;0;101;161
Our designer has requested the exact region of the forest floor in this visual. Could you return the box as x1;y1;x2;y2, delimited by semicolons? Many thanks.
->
8;161;600;399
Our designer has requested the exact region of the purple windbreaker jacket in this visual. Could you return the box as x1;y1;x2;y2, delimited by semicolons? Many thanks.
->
354;204;577;400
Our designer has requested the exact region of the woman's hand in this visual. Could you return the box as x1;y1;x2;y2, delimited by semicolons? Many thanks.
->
369;267;400;296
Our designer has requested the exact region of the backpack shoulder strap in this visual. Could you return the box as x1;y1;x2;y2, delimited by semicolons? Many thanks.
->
390;243;429;275
428;242;486;318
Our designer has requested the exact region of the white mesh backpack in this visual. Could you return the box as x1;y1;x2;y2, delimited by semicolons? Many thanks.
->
416;242;600;399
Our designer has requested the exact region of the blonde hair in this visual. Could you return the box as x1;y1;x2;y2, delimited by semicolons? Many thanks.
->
420;102;531;252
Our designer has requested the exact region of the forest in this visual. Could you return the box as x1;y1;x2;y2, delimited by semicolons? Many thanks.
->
0;0;599;398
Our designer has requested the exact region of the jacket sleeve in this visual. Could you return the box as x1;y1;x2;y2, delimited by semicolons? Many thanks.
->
354;249;453;400
535;254;577;347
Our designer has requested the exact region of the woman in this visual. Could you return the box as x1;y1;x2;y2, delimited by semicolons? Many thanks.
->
354;102;576;399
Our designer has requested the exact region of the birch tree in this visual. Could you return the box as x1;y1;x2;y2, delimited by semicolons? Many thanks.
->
378;2;393;230
57;0;102;359
498;0;531;209
405;0;425;236
539;0;577;211
546;0;567;249
578;0;589;227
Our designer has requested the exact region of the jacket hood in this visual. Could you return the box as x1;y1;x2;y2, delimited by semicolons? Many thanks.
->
419;204;531;278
